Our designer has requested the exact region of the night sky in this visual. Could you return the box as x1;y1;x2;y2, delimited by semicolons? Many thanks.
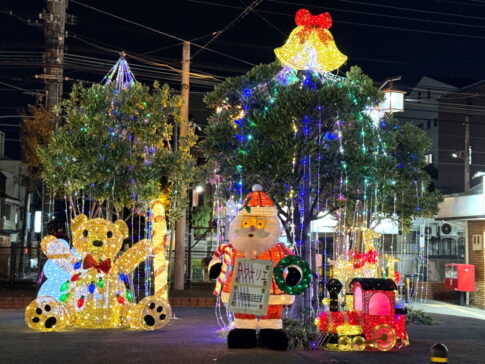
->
2;0;485;158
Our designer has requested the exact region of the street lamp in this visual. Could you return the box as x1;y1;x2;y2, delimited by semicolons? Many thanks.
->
366;76;405;125
378;76;405;113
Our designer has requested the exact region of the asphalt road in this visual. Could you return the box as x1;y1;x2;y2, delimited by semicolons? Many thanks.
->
1;307;485;364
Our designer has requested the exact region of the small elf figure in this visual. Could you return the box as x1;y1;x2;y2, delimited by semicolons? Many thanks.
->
209;185;305;350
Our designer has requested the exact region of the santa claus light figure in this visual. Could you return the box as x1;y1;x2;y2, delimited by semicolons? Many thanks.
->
210;185;308;350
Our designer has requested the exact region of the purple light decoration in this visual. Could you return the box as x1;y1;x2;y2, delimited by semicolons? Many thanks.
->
102;52;136;91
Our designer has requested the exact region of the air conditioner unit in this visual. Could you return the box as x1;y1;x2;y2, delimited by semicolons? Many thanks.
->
440;222;457;237
419;223;439;237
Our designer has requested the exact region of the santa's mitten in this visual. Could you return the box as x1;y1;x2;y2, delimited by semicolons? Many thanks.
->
209;262;222;279
285;266;301;286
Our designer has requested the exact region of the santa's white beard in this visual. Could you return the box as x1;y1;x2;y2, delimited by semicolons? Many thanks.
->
230;227;280;259
228;214;282;258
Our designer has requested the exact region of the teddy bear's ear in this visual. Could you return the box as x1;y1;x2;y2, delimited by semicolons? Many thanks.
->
115;219;129;240
71;214;88;232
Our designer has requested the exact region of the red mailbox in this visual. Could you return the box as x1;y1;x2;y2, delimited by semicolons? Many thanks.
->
444;264;475;292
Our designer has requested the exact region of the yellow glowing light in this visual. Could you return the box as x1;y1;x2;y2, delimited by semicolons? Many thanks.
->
274;9;347;73
150;197;169;299
332;227;381;286
321;297;330;307
26;215;171;331
337;324;363;336
345;294;353;310
25;296;74;331
384;254;400;283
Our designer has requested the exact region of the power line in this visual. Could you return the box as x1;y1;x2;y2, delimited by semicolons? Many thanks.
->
430;0;485;6
0;7;40;27
139;32;216;56
339;0;485;21
69;34;222;80
69;0;256;66
240;0;286;36
64;53;220;82
270;0;485;30
1;50;483;98
192;0;265;59
2;51;483;96
191;0;485;40
407;98;485;112
0;80;41;94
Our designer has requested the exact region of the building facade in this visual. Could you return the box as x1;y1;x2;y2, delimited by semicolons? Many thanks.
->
0;131;33;281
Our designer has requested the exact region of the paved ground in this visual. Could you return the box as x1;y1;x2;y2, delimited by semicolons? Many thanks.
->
2;306;485;364
413;299;485;321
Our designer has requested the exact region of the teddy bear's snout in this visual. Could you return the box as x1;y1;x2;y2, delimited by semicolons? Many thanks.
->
92;240;104;247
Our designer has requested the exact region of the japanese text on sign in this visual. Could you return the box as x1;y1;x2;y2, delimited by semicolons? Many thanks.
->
228;258;273;315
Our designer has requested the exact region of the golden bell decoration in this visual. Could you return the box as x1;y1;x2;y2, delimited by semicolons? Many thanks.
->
274;9;347;73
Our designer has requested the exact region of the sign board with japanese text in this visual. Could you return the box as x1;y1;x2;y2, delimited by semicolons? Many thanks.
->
228;258;273;316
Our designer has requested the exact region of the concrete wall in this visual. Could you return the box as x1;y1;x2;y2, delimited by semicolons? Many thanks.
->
468;220;485;309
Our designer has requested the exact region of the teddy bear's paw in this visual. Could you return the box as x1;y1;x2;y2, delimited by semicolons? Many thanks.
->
25;296;74;331
136;296;172;330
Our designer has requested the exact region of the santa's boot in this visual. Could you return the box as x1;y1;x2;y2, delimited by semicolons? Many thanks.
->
259;329;289;351
258;305;288;350
229;314;258;349
227;328;258;349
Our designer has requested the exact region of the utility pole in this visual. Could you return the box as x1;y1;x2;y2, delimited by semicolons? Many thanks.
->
40;0;67;125
39;0;68;236
464;115;470;193
174;41;190;291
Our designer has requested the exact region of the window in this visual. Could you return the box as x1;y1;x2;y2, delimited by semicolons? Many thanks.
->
368;293;391;315
427;120;431;129
425;153;433;164
4;204;11;221
353;286;363;311
0;173;5;194
434;118;438;127
418;124;424;129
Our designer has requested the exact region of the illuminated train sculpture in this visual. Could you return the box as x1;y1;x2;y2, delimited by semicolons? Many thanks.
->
315;278;409;351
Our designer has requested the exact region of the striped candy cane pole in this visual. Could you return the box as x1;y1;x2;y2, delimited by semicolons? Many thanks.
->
213;244;233;296
150;197;169;299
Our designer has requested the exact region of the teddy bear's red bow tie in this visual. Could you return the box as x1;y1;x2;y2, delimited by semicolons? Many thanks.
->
83;254;111;274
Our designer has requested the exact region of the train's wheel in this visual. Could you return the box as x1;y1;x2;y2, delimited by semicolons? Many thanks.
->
372;324;396;351
352;336;367;351
337;336;352;351
400;332;410;347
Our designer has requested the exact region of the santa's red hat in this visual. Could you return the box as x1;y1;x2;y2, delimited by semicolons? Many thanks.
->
241;184;277;216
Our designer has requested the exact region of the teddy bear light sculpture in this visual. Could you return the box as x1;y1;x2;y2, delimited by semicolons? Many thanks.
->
25;214;171;331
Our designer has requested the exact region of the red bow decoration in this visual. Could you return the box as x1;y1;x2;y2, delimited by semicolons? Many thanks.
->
295;8;334;44
394;271;401;284
83;254;111;274
348;249;379;269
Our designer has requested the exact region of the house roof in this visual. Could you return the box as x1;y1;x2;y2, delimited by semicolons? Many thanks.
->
350;278;397;291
